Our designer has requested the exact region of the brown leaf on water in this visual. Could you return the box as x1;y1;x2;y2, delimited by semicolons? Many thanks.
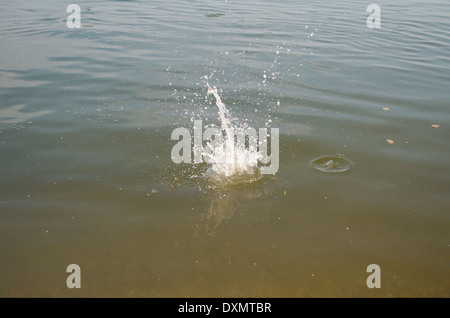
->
382;107;390;111
386;139;394;144
431;124;440;128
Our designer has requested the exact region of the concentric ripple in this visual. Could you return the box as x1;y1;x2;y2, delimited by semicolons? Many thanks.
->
310;155;352;173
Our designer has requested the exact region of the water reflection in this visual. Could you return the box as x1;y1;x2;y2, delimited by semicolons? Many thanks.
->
0;104;53;124
196;185;266;237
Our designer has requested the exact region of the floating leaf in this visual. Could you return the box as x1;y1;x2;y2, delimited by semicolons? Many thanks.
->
382;107;390;111
431;124;440;128
386;139;394;144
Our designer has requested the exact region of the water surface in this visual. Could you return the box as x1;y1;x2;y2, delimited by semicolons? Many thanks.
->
0;0;449;297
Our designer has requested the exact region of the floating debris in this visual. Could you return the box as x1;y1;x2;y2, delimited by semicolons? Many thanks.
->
146;189;158;196
386;139;394;144
205;13;224;18
431;124;440;128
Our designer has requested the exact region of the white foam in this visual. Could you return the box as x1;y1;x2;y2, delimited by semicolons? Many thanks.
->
203;77;262;184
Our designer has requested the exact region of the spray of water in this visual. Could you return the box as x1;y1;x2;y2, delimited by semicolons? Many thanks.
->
203;76;262;185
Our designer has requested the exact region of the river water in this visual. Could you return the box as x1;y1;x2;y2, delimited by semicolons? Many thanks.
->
0;0;449;297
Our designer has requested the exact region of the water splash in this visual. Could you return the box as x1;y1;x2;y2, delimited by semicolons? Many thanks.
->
203;76;262;185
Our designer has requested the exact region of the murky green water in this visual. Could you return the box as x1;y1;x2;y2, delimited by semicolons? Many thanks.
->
0;0;449;297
